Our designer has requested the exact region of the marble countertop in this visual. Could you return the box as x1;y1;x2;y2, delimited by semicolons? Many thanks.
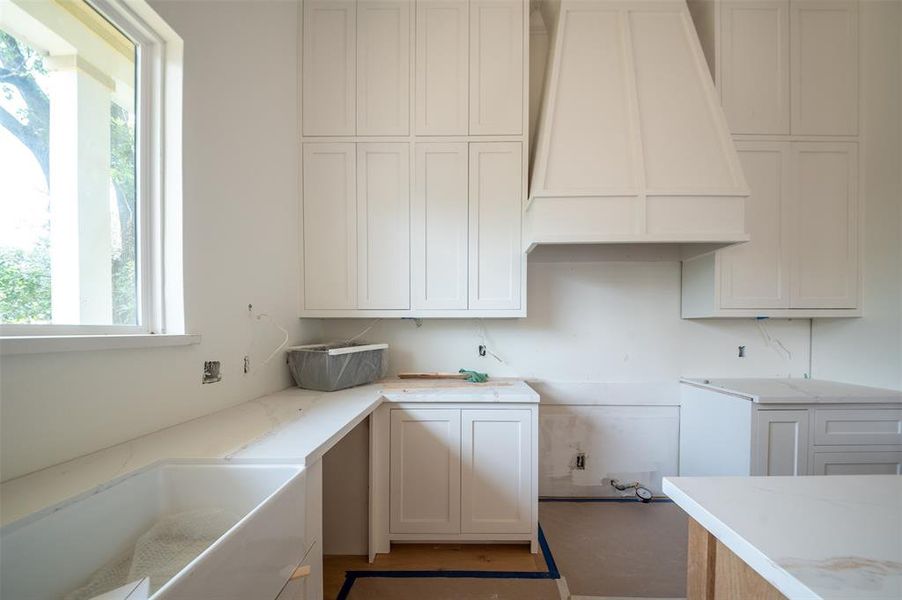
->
681;378;902;404
664;475;902;599
0;379;537;527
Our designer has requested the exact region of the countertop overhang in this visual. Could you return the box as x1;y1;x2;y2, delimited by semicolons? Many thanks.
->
0;379;538;527
664;475;902;600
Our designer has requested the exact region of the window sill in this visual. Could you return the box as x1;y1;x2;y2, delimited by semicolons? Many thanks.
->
0;334;201;356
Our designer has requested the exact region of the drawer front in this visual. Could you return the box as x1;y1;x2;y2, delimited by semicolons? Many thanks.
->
812;451;902;476
814;409;902;446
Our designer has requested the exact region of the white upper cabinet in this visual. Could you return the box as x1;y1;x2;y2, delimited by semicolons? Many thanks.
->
790;142;858;308
469;0;524;135
300;1;528;318
720;141;792;308
303;1;356;136
719;0;790;134
303;144;357;310
691;0;859;136
469;142;522;310
682;141;859;317
415;0;469;135
357;143;410;309
412;143;469;310
357;1;410;135
790;0;858;135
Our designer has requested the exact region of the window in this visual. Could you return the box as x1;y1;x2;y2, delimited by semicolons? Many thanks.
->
0;0;184;341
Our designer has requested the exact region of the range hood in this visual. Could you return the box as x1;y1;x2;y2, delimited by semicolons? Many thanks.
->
527;0;749;253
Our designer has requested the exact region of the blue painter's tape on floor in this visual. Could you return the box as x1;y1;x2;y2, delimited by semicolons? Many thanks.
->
334;524;560;600
539;496;674;503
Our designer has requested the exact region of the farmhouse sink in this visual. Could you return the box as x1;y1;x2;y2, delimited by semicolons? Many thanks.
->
0;460;307;600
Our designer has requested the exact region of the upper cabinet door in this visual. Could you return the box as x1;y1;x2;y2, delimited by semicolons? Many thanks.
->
790;142;859;308
412;143;469;310
357;1;411;135
719;0;790;134
790;0;859;135
469;142;522;310
720;142;792;308
357;143;410;309
469;0;524;135
415;0;469;135
303;144;357;310
303;0;356;136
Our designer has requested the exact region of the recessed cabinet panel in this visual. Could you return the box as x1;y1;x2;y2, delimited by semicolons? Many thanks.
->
469;0;523;135
754;410;809;476
357;1;410;135
790;142;858;308
469;143;522;310
719;0;790;134
303;144;357;310
412;143;469;310
790;0;858;135
720;142;791;308
461;409;531;534
303;1;356;136
415;0;469;135
629;8;738;192
536;7;637;193
390;409;461;534
357;143;410;309
812;452;902;476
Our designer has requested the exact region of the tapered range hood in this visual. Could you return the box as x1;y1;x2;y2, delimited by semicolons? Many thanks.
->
527;0;749;252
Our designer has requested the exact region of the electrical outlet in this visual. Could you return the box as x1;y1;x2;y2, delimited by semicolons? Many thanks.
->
575;452;586;470
203;361;221;384
738;345;747;358
243;355;250;374
478;344;487;357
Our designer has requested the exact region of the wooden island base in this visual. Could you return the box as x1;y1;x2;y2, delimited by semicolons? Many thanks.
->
687;519;786;600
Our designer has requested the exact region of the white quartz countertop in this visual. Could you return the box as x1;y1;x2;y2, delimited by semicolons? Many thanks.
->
681;378;902;404
0;379;537;527
664;475;902;600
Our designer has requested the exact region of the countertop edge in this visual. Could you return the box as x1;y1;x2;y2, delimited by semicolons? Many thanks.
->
662;477;820;600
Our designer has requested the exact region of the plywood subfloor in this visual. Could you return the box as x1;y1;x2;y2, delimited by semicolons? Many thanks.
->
539;501;689;598
325;543;548;600
346;576;560;600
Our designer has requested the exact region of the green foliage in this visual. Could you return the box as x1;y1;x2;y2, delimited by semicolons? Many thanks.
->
0;238;51;323
1;31;138;326
111;103;137;325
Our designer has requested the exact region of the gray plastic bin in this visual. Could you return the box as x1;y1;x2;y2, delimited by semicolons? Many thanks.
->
286;343;388;392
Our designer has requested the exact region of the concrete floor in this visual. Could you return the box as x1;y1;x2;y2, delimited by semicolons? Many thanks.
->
324;500;689;599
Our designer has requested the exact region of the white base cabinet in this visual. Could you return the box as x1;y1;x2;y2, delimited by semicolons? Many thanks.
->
681;384;902;477
370;403;538;559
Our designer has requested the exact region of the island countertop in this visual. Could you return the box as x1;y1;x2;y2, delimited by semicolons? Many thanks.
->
664;475;902;599
0;379;537;527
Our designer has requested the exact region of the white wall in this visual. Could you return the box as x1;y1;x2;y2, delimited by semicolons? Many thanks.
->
0;0;319;482
810;0;902;391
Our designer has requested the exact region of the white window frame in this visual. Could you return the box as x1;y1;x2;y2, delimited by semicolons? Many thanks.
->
0;0;191;352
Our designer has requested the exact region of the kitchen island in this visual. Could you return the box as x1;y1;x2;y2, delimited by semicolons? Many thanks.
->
664;475;902;599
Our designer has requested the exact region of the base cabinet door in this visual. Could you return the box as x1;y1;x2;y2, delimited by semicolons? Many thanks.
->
812;451;902;475
390;408;461;534
754;410;809;475
460;409;531;534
